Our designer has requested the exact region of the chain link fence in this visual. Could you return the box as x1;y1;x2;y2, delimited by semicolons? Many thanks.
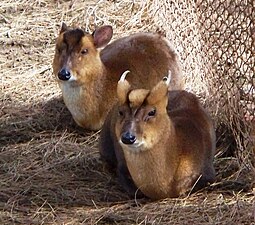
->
196;0;254;167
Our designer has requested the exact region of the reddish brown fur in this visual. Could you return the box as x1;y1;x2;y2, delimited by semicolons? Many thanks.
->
99;77;216;200
52;24;183;130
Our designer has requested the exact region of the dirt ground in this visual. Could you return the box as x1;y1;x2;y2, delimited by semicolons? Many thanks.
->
0;0;254;224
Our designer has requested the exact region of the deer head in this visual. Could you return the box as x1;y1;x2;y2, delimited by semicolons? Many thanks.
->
115;71;171;152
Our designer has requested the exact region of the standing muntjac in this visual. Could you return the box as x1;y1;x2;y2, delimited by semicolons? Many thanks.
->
99;71;216;200
52;23;183;130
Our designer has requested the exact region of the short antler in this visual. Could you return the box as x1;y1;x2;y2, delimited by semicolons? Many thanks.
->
119;70;130;83
117;70;131;104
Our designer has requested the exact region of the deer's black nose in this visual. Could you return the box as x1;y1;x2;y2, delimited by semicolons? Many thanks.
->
58;68;71;81
121;131;136;145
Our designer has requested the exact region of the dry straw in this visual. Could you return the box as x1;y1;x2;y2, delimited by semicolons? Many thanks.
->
0;0;254;224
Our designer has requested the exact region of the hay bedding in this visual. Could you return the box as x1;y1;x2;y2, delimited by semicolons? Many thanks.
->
0;0;254;224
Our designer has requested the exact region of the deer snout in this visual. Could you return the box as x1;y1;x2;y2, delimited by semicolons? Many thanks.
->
121;131;136;145
58;68;71;81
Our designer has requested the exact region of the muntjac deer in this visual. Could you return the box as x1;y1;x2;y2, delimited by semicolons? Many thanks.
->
53;23;183;130
99;72;216;200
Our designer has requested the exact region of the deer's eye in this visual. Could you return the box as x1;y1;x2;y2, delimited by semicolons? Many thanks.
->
81;49;88;55
148;108;156;117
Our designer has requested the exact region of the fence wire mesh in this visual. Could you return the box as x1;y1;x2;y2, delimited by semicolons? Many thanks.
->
196;0;254;167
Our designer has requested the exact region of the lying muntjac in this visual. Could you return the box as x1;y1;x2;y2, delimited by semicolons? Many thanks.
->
52;23;183;130
99;71;216;200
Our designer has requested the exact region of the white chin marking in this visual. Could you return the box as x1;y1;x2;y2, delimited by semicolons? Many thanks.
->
119;140;145;153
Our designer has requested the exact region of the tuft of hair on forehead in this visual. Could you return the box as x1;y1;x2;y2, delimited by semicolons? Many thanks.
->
63;28;87;46
128;89;150;108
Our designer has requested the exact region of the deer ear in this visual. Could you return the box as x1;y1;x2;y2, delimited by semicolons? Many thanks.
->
92;25;113;48
60;22;68;33
117;71;131;105
147;71;171;105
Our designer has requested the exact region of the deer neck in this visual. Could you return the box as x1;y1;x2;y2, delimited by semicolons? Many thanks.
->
123;118;179;199
59;65;115;130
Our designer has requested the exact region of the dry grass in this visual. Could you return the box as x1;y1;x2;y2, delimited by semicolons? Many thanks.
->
0;0;254;224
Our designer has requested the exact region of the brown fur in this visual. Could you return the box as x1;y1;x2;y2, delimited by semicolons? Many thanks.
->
52;23;183;130
99;78;216;200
